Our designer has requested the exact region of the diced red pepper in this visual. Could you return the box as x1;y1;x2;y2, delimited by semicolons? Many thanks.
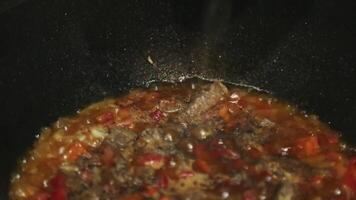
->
295;136;320;157
136;153;166;169
50;174;67;200
149;109;166;122
96;111;114;123
342;157;356;191
193;159;211;174
51;174;65;188
101;146;116;167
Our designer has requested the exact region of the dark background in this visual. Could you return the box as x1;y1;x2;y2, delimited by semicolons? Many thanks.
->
0;0;355;198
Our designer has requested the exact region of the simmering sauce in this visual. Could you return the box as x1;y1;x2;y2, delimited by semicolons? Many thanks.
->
10;80;356;200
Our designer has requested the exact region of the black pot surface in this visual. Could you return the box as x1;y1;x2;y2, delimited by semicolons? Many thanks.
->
1;0;356;198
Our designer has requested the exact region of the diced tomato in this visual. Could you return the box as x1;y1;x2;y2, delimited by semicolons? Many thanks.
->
101;146;116;167
193;159;211;173
96;111;114;123
342;157;356;191
149;109;166;122
50;174;67;200
243;189;258;200
31;192;50;200
66;141;90;161
295;136;320;157
51;174;65;188
136;153;166;169
156;172;169;189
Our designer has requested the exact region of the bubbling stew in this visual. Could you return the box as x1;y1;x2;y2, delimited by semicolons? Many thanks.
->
10;80;356;200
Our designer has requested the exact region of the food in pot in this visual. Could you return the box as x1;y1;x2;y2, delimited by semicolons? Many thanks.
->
10;80;356;200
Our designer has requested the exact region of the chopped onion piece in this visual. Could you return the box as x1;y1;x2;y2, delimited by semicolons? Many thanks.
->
90;126;108;139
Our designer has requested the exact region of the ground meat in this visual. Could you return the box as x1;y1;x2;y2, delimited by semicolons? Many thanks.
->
178;81;228;124
135;127;175;153
106;127;138;148
10;80;356;200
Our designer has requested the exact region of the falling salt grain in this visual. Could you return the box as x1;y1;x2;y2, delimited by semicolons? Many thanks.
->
148;55;154;65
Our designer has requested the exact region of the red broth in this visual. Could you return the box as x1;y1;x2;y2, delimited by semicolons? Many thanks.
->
10;80;356;200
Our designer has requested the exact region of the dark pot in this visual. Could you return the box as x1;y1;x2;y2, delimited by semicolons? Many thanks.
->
1;0;355;198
